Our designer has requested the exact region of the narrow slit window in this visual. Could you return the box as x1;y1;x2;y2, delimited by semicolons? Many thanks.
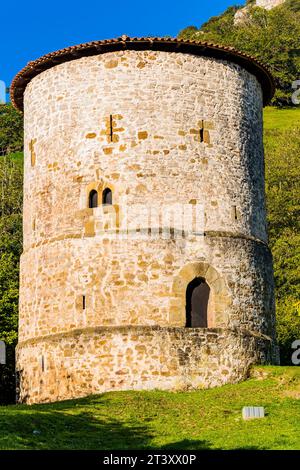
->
89;190;98;208
82;295;86;310
199;128;204;143
109;114;113;142
232;205;238;220
29;139;36;167
102;188;112;205
41;355;45;372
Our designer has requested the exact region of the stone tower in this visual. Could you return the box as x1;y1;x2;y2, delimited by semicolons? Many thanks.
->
12;37;278;404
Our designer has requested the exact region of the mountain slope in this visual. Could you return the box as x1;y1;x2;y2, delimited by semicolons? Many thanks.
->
179;1;300;105
264;107;300;362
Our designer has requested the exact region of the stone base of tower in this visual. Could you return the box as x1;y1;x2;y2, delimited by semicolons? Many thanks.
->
16;326;277;404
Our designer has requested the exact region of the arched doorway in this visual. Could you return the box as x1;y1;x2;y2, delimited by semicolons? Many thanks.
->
171;262;231;327
186;277;210;327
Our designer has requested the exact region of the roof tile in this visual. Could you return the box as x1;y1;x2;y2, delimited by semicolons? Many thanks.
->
11;36;275;111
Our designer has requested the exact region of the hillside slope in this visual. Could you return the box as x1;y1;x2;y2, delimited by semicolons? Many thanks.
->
263;107;300;362
179;0;300;104
0;366;299;450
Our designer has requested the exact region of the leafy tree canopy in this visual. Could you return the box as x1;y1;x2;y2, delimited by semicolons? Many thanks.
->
0;104;23;155
178;2;300;105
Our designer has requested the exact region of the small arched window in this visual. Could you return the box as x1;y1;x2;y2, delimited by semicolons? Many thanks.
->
89;190;98;208
102;188;112;205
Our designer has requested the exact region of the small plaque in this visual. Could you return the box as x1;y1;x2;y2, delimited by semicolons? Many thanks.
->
242;406;265;420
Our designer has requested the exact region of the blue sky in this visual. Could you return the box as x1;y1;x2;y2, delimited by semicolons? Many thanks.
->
1;0;240;90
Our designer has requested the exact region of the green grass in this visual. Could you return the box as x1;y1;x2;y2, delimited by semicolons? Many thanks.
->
0;367;299;450
5;151;23;164
264;106;300;131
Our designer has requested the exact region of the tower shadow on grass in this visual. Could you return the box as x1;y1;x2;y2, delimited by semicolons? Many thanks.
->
0;409;151;450
0;403;218;450
0;395;265;450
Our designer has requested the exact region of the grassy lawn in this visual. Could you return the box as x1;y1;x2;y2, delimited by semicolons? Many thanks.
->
0;366;299;450
264;106;300;131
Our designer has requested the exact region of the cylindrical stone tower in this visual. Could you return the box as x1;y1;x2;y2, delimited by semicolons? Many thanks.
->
12;37;278;404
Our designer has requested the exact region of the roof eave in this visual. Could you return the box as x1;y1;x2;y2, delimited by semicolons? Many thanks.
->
10;37;275;111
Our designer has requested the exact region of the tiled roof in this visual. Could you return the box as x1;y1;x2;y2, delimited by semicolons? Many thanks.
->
11;36;275;111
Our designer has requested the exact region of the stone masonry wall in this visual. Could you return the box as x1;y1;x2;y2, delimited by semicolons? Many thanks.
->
18;49;277;403
18;236;275;341
17;326;273;404
22;50;266;251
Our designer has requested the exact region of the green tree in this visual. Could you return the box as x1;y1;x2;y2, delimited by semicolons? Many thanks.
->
0;109;23;403
0;104;23;155
179;2;300;105
265;126;300;363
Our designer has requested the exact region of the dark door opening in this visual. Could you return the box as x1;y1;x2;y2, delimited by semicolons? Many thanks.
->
186;277;210;327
